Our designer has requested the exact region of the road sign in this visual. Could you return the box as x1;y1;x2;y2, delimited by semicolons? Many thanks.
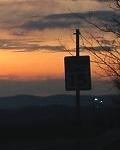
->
64;56;91;91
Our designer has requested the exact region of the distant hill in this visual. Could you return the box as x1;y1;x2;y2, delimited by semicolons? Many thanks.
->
0;94;119;109
0;94;119;138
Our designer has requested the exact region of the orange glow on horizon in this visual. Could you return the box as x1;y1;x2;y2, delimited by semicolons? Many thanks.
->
0;51;66;81
0;29;114;82
0;49;107;81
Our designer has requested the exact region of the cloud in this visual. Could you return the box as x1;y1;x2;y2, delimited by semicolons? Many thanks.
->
0;39;65;52
20;10;120;31
0;0;63;33
0;0;114;37
1;35;118;53
0;38;116;53
95;0;112;2
36;45;65;52
69;44;115;52
81;45;114;51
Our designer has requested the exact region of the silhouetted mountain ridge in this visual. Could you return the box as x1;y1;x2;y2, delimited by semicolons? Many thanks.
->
0;94;119;109
0;94;119;138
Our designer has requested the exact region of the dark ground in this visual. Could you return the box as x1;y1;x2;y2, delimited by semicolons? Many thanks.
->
0;94;120;150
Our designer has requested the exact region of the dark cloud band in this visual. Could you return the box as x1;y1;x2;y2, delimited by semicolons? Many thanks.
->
0;39;65;52
20;10;120;31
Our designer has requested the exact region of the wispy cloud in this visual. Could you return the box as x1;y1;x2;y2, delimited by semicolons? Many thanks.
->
95;0;112;2
0;39;65;52
0;38;117;52
0;0;112;30
20;10;119;31
81;46;114;51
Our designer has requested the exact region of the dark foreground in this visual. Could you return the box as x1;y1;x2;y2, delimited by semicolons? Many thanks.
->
0;95;120;150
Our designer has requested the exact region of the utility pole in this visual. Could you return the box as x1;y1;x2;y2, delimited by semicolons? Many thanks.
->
65;29;91;139
75;29;80;150
74;29;80;126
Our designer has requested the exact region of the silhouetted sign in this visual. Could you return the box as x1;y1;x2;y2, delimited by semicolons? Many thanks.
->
64;56;91;90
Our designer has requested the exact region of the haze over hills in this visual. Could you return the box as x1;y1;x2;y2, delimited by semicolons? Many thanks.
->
0;94;119;109
0;94;119;139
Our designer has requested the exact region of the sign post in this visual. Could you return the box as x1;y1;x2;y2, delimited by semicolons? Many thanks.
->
64;29;91;129
75;29;80;123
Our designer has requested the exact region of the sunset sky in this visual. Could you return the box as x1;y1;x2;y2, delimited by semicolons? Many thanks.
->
0;0;119;96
